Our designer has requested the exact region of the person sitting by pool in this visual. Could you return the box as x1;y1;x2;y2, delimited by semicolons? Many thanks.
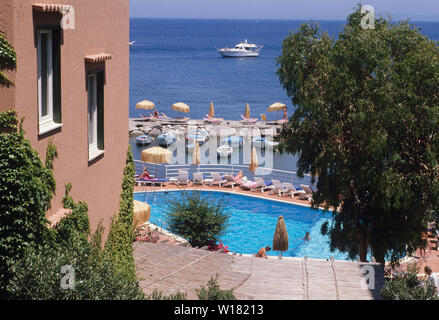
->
233;171;244;183
139;168;151;180
300;232;311;241
256;246;271;258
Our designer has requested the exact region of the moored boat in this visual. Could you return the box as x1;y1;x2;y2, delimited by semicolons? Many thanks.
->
217;39;263;58
157;132;176;146
136;134;153;146
217;144;233;158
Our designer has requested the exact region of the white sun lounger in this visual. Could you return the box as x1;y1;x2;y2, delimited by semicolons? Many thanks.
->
192;172;206;185
252;177;270;193
300;184;314;201
269;179;291;196
169;170;190;185
283;182;306;198
223;174;237;188
210;172;226;187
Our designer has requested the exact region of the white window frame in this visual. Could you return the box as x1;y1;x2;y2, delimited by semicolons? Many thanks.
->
87;73;104;161
37;29;62;134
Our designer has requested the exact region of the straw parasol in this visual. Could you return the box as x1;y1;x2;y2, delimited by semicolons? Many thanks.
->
273;216;289;259
244;103;251;118
249;146;258;174
141;146;172;164
136;100;155;110
267;102;286;112
133;200;151;226
192;141;201;165
171;102;190;113
209;102;215;118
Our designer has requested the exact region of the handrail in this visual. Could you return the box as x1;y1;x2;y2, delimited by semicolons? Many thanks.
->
134;160;315;187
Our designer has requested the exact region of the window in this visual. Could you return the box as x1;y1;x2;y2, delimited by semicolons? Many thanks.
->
37;28;62;134
87;72;104;160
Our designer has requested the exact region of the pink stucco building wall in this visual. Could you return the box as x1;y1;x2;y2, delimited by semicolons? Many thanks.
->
0;0;130;233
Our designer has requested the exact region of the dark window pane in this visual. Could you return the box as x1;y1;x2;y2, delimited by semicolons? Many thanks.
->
40;33;48;117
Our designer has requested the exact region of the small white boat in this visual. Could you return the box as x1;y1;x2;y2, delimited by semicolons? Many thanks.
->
186;129;209;144
157;132;176;146
217;39;263;58
136;134;153;146
217;144;233;158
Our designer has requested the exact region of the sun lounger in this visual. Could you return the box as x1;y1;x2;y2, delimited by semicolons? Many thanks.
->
171;117;190;123
204;116;223;124
269;179;292;196
240;115;258;124
240;180;258;190
283;182;306;198
135;178;167;187
223;174;237;188
192;172;206;185
210;172;226;187
252;177;271;193
169;170;190;185
300;184;314;201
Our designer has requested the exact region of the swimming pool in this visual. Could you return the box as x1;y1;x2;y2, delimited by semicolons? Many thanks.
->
134;190;352;260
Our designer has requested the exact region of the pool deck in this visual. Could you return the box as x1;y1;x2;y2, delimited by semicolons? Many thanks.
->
134;182;316;208
134;241;384;300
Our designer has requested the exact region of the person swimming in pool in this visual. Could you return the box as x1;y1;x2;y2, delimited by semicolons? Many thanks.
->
300;232;311;241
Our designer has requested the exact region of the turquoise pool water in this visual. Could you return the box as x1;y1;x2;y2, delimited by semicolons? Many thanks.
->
134;190;352;260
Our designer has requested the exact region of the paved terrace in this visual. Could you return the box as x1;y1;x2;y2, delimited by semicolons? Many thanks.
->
134;241;384;300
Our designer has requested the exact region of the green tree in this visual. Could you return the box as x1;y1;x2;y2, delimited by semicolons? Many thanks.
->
0;30;16;87
104;147;137;282
165;191;229;247
277;6;439;263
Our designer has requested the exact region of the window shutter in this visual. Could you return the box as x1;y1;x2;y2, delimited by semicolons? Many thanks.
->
52;28;61;123
97;72;104;150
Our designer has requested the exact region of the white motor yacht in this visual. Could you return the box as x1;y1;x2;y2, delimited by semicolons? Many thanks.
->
217;39;263;58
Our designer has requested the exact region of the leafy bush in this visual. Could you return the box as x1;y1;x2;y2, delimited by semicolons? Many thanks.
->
197;275;236;300
6;238;144;300
381;264;438;300
165;191;229;247
0;110;57;297
147;289;187;300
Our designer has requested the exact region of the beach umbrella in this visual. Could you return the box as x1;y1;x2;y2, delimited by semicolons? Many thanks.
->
171;102;190;113
141;146;172;180
136;100;155;110
141;146;172;164
209;102;215;117
192;141;201;165
249;146;258;174
244;103;251;118
267;102;286;112
273;216;289;259
133;200;151;226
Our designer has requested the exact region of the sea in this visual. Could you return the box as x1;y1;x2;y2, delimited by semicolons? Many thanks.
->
129;18;439;170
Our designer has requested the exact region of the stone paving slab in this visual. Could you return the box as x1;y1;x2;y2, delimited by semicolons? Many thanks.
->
134;242;384;300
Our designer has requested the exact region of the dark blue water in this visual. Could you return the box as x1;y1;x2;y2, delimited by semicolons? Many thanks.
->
129;18;439;170
129;18;439;120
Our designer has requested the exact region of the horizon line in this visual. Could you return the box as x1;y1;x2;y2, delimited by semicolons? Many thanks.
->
129;16;439;23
